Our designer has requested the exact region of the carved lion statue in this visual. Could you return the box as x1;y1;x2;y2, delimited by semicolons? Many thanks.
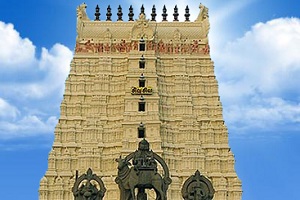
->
77;3;89;20
197;3;209;21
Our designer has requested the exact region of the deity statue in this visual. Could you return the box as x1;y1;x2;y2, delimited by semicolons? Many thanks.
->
72;168;106;200
115;139;172;200
181;170;214;200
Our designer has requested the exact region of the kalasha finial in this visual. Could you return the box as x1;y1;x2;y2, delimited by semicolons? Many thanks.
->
117;5;123;21
95;5;100;21
128;5;134;21
162;5;167;21
185;5;190;21
140;4;145;15
173;5;179;21
106;5;112;21
151;5;157;21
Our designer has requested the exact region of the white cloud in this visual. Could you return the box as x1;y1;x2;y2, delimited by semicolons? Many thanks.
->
0;21;72;140
0;115;58;139
0;21;35;67
215;18;300;134
0;21;73;99
21;43;73;98
0;98;20;119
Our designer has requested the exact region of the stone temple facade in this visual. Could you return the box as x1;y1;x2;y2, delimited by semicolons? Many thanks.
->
39;3;242;200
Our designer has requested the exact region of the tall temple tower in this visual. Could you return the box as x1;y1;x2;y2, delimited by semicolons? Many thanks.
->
39;3;242;200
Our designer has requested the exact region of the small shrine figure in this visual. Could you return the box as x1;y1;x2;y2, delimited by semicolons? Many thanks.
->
191;40;199;53
158;39;165;53
202;44;210;54
181;170;214;200
72;168;106;200
133;139;158;172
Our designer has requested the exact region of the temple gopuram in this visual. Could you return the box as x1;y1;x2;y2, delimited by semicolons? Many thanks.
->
39;3;242;200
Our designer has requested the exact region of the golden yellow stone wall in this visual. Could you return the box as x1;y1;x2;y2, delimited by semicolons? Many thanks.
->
39;3;242;200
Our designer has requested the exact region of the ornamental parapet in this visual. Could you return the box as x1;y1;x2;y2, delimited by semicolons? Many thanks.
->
75;3;211;56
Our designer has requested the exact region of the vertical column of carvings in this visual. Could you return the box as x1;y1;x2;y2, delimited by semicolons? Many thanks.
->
208;149;222;175
107;96;121;119
96;74;110;94
163;137;182;200
173;58;192;119
53;177;64;200
227;157;240;198
212;177;228;200
58;61;74;137
47;149;61;199
82;59;96;122
65;123;81;173
158;58;174;149
92;59;111;170
44;146;60;198
42;147;58;198
61;58;72;119
210;152;241;200
70;59;83;117
163;58;193;196
52;121;63;148
100;48;124;182
200;57;239;200
91;95;107;119
53;148;64;175
63;189;73;200
180;62;205;177
77;147;97;172
39;176;48;200
79;116;103;172
157;71;168;121
69;147;78;178
157;56;175;198
53;58;84;198
45;149;57;177
227;177;242;200
58;149;72;176
206;60;222;120
146;53;162;144
210;121;224;146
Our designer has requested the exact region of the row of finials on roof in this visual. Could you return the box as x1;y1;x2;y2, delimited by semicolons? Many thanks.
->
94;4;192;22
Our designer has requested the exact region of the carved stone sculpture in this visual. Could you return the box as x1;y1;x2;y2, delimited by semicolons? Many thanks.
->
72;168;106;200
181;170;214;200
115;139;172;200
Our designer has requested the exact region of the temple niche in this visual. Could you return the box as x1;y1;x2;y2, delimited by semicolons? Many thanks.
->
39;3;242;200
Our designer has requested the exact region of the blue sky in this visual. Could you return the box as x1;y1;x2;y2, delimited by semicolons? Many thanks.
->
0;0;299;199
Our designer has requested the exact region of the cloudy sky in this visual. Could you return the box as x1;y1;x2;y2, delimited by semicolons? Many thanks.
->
0;0;299;199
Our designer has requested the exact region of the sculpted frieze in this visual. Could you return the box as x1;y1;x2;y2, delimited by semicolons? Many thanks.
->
75;39;210;55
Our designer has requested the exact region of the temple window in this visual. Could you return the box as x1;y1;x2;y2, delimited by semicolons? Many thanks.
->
138;102;145;112
139;38;145;51
139;55;145;68
138;122;145;138
139;79;145;87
